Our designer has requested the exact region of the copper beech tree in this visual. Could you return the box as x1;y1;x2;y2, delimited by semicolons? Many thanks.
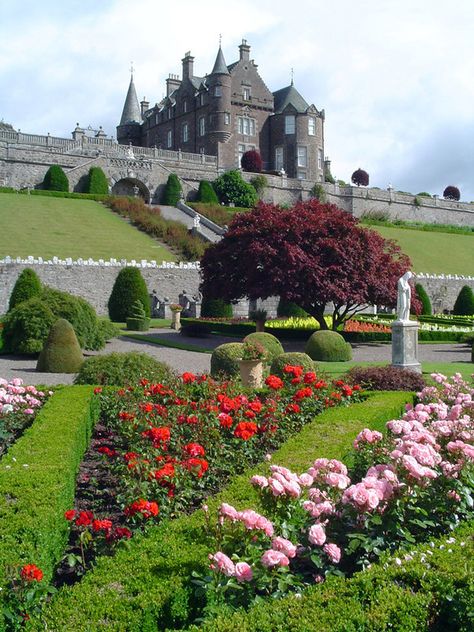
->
200;200;416;331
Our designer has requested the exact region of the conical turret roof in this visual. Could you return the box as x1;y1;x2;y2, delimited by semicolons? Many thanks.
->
211;46;230;75
120;74;142;125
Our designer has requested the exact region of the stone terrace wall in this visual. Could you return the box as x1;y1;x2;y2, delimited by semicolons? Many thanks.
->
414;274;474;314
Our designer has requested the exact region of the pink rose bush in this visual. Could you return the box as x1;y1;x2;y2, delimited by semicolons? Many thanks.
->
200;373;474;611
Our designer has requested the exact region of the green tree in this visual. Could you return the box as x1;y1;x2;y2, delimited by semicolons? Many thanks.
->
415;283;432;315
213;170;258;208
163;173;182;205
453;285;474;316
86;166;109;194
197;180;219;203
8;268;42;311
200;295;233;318
36;319;83;373
108;267;151;322
43;165;69;192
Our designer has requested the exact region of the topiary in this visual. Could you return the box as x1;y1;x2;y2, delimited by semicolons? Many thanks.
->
453;285;474;316
36;319;83;373
197;180;219;204
8;268;42;311
351;168;369;187
443;186;460;201
2;298;55;354
345;365;426;391
86;166;109;194
75;352;174;386
277;298;308;318
163;173;182;205
305;330;352;362
213;170;258;208
210;342;244;378
243;332;284;362
270;352;315;377
415;283;432;316
126;299;151;331
241;150;263;173
200;296;233;318
43;165;69;192
108;267;151;322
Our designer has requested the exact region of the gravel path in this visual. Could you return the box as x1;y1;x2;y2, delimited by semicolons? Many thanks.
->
0;329;471;386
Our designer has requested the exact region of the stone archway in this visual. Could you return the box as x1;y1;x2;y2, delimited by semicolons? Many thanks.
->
111;177;150;202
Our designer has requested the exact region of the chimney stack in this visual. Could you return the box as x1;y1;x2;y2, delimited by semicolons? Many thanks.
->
239;39;250;61
166;74;181;96
140;97;150;116
182;51;194;79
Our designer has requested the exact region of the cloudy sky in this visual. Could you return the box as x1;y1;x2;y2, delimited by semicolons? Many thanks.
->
1;0;473;199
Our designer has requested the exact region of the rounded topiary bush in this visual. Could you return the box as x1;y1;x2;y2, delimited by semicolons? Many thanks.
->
270;352;315;377
453;285;474;316
345;365;426;391
8;268;42;311
2;298;55;354
43;164;69;192
243;332;284;362
36;319;83;373
86;166;109;194
75;352;174;386
108;267;151;322
162;173;182;205
200;296;233;318
210;342;244;378
277;298;308;318
241;149;263;173
305;330;352;362
197;180;219;204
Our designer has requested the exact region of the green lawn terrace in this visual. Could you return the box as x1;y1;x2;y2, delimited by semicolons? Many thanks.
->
0;193;175;261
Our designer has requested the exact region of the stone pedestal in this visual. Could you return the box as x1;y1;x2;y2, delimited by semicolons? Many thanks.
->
391;320;421;373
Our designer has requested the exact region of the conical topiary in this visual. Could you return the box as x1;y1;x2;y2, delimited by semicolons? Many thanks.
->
36;319;83;373
43;165;69;192
415;283;432;316
86;166;109;194
126;299;150;331
162;173;182;205
108;267;151;322
453;285;474;316
8;268;42;311
197;180;218;203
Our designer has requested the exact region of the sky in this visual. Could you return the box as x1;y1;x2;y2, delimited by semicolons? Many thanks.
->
1;0;473;200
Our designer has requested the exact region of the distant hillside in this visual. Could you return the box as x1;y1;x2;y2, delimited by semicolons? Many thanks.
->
0;194;175;261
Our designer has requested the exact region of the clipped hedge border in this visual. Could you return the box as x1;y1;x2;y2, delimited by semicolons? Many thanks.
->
0;188;109;201
32;392;411;631
0;386;98;601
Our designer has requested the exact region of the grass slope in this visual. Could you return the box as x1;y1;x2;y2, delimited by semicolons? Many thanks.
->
0;193;175;261
366;223;474;274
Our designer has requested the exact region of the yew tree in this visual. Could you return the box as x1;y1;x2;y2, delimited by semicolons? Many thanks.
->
200;200;412;330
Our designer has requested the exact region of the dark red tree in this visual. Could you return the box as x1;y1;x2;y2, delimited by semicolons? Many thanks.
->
443;185;460;201
241;150;263;173
200;200;412;330
351;168;369;187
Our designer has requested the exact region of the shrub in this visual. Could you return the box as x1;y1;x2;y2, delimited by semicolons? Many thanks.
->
162;173;182;205
277;298;308;318
2;298;55;354
36;319;83;373
250;175;268;196
200;296;233;318
310;183;326;202
305;330;352;361
213;170;258;208
417;191;432;198
453;285;474;316
241;150;263;173
43;165;69;192
210;342;244;378
85;167;109;194
345;365;426;391
197;180;218;204
126;300;150;331
108;267;151;322
243;332;284;361
415;283;432;315
324;172;335;184
270;352;314;377
351;168;369;187
443;185;460;201
75;352;174;386
8;268;42;311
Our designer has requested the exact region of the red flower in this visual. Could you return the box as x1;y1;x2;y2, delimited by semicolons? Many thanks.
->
92;519;113;532
234;421;258;440
184;457;209;478
341;385;353;397
97;446;117;458
353;384;361;391
314;380;327;389
20;564;43;582
284;365;304;378
182;372;197;383
248;400;263;413
64;509;76;521
154;463;176;479
75;510;94;527
142;426;171;445
183;442;205;457
139;402;154;413
93;387;102;394
293;386;313;401
119;411;135;422
125;499;159;519
244;409;256;419
304;372;317;384
285;403;301;414
218;412;233;428
265;375;284;390
186;415;199;424
107;526;133;542
291;377;302;385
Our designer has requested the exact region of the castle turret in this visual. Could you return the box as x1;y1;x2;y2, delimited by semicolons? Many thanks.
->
206;45;232;145
116;73;143;146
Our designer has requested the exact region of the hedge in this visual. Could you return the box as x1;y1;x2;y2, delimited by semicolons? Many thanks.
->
0;386;98;619
0;188;109;201
32;392;412;631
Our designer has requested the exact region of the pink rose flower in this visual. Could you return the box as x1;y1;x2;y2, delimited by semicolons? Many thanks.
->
261;549;290;568
235;562;253;582
272;536;297;558
219;503;239;521
308;523;326;546
323;542;341;564
250;475;269;489
211;552;235;576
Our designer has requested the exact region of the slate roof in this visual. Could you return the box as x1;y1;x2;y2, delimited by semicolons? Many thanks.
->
211;46;230;75
272;84;310;114
119;75;142;125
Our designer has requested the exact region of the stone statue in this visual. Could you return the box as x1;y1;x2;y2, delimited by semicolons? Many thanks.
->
193;215;201;229
178;290;190;311
397;271;413;322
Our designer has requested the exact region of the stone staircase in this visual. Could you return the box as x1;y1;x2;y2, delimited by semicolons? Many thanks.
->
155;202;225;244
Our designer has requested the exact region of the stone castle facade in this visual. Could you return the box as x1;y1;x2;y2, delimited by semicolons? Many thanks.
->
116;40;325;181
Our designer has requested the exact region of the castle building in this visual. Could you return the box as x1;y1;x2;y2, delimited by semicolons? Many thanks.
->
117;40;325;181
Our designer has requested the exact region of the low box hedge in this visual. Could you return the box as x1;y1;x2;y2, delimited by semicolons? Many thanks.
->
0;386;98;611
32;392;412;631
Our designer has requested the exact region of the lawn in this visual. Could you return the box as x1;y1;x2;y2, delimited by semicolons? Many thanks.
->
0;193;176;261
366;223;474;274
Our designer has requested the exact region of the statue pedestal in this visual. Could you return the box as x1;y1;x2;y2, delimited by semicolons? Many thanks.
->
391;320;422;374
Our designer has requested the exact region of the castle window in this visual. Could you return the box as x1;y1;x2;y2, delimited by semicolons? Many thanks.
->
238;144;246;165
198;93;204;106
199;116;206;136
182;123;189;143
168;108;173;120
238;116;255;136
214;85;222;97
318;148;323;170
224;112;230;125
243;87;251;101
297;146;307;168
308;117;316;135
285;115;295;134
297;171;306;180
183;100;188;113
155;114;159;125
167;129;172;148
275;146;284;171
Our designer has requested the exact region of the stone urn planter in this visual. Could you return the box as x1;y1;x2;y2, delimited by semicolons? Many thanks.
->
238;359;264;388
170;310;182;331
